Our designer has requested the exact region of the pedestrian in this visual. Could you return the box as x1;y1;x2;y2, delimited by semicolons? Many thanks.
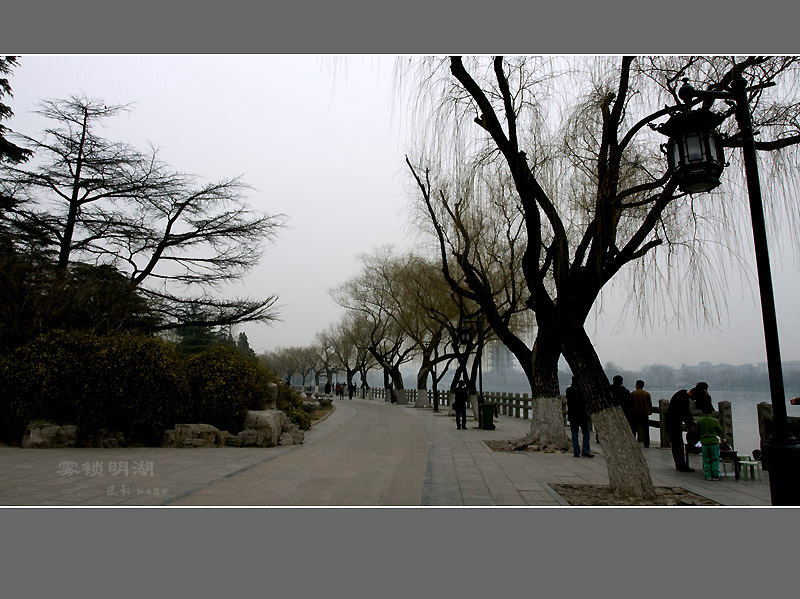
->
665;387;698;472
630;379;653;448
611;375;635;433
348;382;355;400
565;377;593;457
695;403;724;481
692;382;712;414
453;380;468;430
324;381;332;395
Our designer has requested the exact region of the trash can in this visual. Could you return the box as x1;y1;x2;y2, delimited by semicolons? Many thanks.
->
480;403;496;430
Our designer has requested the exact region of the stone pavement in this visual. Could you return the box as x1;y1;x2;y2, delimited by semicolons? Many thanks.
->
0;397;773;506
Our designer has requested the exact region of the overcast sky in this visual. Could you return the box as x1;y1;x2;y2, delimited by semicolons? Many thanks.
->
5;55;799;371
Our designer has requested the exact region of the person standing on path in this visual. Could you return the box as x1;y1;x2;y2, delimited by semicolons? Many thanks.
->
666;388;698;472
453;380;468;431
692;382;713;414
611;375;635;434
630;380;653;448
696;403;724;481
566;377;593;458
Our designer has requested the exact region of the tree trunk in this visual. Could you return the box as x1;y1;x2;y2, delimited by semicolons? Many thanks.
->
416;363;430;391
523;324;569;449
561;325;657;499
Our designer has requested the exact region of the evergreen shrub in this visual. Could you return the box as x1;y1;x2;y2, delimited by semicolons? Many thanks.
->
0;330;101;444
94;333;189;445
185;345;271;434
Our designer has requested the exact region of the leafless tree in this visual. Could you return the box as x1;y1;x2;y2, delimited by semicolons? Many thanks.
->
2;94;285;331
400;55;800;499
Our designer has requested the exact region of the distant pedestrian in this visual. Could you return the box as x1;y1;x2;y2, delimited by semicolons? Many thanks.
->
453;380;468;430
324;381;332;395
630;380;653;448
611;375;635;433
695;403;724;481
565;377;593;458
348;382;355;399
666;388;698;472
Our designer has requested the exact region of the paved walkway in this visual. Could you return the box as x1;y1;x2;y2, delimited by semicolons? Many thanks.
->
0;397;773;506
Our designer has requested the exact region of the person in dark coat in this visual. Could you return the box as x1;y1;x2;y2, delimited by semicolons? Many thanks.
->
453;380;469;430
611;375;635;433
691;382;712;414
630;379;653;448
566;377;593;457
666;388;698;472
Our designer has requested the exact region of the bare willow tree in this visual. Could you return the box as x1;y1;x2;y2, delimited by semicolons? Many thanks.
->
2;94;285;331
331;247;419;400
318;314;379;394
405;155;566;443
400;55;800;499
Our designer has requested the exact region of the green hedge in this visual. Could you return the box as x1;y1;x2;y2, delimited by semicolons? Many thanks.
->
94;333;190;445
0;330;310;445
0;330;100;443
185;345;272;434
0;330;189;445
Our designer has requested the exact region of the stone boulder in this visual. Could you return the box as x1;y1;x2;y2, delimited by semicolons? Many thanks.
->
172;423;226;448
21;420;78;448
266;382;278;410
243;410;288;447
225;429;269;447
278;431;294;446
82;429;126;448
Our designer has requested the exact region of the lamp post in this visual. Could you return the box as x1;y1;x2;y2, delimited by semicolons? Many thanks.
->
658;73;800;505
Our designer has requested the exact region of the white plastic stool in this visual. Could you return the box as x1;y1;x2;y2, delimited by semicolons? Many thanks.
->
738;458;762;481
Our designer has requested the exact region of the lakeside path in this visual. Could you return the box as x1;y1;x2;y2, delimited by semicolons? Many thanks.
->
0;397;773;506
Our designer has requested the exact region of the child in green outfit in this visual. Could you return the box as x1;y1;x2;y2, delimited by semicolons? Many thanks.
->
696;404;724;481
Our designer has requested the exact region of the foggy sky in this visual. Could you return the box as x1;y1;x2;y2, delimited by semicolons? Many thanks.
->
5;55;799;371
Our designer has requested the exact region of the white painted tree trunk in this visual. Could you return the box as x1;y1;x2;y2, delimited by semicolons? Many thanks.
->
525;396;570;450
415;389;431;408
469;393;479;424
592;406;656;498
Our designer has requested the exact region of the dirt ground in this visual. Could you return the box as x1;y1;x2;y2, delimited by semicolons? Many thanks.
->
485;439;720;506
550;484;721;506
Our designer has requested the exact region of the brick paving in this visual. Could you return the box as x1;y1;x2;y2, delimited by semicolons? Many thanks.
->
0;396;773;506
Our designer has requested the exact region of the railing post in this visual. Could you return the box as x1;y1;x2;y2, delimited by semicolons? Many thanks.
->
659;399;670;448
717;401;734;449
522;393;529;420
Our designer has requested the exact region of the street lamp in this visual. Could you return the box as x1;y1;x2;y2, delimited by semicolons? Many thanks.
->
658;73;800;505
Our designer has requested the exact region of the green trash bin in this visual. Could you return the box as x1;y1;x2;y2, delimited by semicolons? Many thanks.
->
480;403;496;430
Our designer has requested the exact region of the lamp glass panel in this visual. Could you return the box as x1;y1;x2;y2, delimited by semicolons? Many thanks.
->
671;142;681;170
685;134;704;162
708;134;723;164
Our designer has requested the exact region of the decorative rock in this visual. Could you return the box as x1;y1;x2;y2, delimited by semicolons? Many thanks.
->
243;410;285;447
21;420;78;448
281;420;305;445
278;432;294;446
82;429;126;448
266;383;278;410
173;423;225;447
163;429;176;447
238;429;268;447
